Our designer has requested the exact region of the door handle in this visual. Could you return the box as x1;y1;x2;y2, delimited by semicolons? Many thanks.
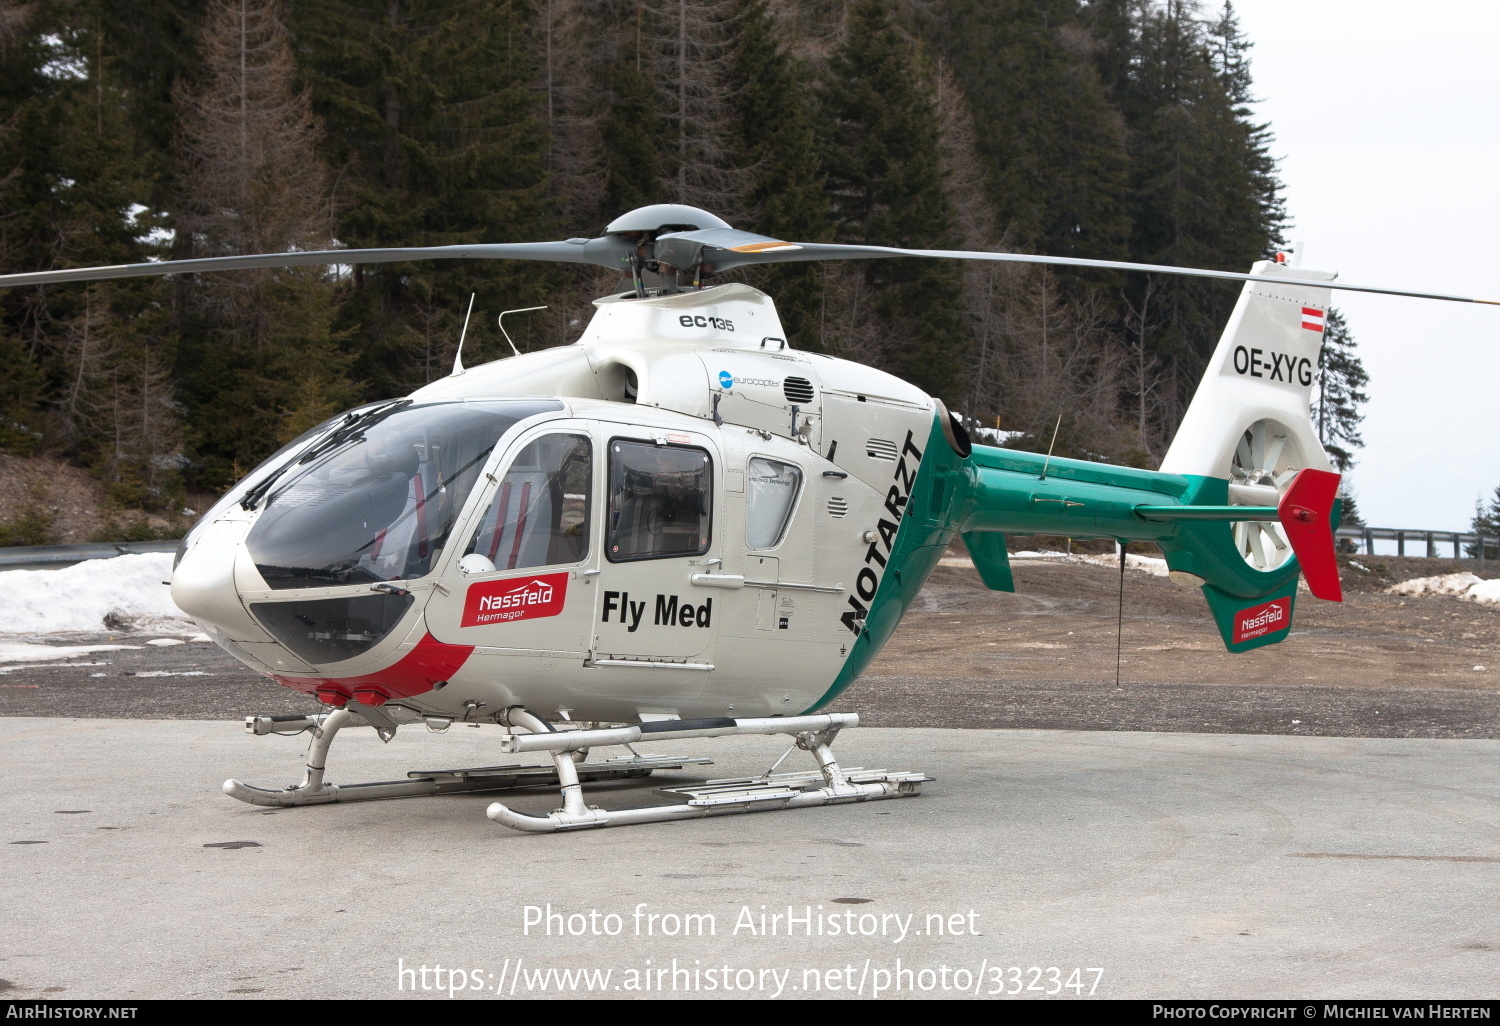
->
690;573;745;589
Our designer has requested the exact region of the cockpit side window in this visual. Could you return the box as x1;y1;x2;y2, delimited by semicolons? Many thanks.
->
745;457;802;549
606;440;712;562
462;433;592;573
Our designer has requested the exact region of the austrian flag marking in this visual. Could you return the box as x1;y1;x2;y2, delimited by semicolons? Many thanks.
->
1301;307;1325;332
463;572;569;627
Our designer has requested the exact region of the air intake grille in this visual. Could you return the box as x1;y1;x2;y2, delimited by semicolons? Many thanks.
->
783;376;815;405
827;497;849;518
866;438;898;461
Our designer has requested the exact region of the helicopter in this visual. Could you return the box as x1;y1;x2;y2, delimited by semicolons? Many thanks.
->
3;202;1492;833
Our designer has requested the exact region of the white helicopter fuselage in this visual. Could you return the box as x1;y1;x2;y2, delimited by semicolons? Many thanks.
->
171;284;946;726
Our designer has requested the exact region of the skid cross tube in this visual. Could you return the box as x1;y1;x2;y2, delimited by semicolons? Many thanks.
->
497;713;860;755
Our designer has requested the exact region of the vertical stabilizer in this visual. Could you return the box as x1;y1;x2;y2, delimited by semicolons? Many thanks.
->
1160;261;1336;484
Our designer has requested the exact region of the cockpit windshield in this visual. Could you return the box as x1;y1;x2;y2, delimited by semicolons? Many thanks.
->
246;399;562;589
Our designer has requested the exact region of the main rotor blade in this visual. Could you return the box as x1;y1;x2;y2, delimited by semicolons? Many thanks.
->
0;237;634;289
8;225;1494;308
710;241;1500;306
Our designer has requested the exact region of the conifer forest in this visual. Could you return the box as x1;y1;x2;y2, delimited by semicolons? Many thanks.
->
0;0;1367;529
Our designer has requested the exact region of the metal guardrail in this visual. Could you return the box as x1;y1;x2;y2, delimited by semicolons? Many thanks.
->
1336;526;1493;560
0;540;181;569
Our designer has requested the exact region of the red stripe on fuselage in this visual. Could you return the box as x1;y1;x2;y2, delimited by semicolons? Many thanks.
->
267;631;474;703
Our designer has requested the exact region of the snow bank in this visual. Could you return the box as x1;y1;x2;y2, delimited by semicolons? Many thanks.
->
1467;578;1500;606
0;642;138;664
1387;572;1500;606
0;553;197;635
1388;572;1481;598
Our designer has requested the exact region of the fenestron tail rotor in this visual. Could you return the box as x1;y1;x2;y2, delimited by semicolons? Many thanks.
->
0;202;1494;308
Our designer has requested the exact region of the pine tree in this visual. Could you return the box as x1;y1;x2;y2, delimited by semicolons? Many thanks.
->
727;0;827;344
0;4;181;509
290;0;549;386
1312;307;1367;473
931;0;1129;261
600;59;670;213
1338;490;1364;528
656;0;745;213
817;0;965;399
1471;488;1500;560
1114;1;1286;432
532;0;604;213
172;0;353;485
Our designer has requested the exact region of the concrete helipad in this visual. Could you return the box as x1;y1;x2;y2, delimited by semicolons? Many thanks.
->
2;717;1499;999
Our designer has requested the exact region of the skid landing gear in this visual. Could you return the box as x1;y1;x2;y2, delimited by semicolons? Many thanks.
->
223;707;929;830
485;710;930;832
222;707;710;808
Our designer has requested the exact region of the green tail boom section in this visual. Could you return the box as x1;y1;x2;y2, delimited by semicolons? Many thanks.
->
811;414;1333;711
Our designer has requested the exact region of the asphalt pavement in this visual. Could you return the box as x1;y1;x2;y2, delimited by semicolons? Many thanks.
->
3;717;1498;999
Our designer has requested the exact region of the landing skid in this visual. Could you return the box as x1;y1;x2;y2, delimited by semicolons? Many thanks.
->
222;707;710;808
223;707;930;830
484;710;930;832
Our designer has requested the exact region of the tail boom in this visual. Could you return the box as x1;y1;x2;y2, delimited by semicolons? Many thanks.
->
956;446;1342;652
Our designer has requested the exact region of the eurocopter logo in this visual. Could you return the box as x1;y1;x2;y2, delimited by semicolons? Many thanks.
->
717;370;776;390
1233;596;1291;644
462;572;569;627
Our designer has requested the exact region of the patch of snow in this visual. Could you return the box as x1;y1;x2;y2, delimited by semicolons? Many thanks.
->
145;638;185;647
1467;579;1500;606
0;553;194;635
968;425;1027;446
1387;572;1500;607
133;670;211;678
942;549;1170;576
0;643;137;664
1388;572;1481;598
1078;552;1171;577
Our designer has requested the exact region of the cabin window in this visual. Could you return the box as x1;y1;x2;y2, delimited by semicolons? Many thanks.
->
745;457;801;549
607;440;712;562
463;433;592;573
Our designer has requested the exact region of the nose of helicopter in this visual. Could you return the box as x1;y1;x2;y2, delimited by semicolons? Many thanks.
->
171;518;266;642
171;518;326;677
